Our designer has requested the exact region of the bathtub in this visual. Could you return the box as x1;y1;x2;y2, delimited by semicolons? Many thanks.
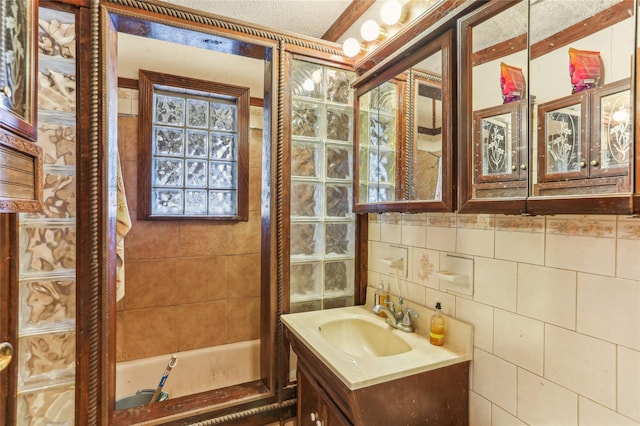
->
115;339;261;401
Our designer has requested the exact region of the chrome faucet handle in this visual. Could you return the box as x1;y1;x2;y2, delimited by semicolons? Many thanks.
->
401;309;419;327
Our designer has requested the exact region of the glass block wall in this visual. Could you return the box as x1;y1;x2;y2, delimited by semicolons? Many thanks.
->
289;60;356;312
16;7;77;424
358;81;398;203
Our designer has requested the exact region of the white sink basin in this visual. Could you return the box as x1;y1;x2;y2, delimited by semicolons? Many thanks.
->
318;318;411;357
281;305;473;390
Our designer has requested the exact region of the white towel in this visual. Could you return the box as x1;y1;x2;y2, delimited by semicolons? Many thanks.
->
116;154;132;302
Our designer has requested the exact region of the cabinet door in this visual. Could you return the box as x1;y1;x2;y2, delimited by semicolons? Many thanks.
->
322;392;351;426
297;366;322;425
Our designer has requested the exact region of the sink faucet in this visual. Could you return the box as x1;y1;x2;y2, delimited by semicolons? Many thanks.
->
373;298;419;333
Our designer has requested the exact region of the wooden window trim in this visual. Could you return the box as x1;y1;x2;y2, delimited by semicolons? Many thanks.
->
137;69;250;221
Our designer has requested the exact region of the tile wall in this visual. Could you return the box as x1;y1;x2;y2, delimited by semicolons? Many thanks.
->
115;89;263;361
368;212;640;426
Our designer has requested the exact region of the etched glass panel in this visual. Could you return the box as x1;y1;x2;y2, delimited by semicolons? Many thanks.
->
18;332;76;387
326;144;351;180
210;133;236;160
154;93;185;125
290;262;321;299
185;189;207;214
208;161;235;188
292;101;322;138
291;61;323;99
325;68;353;104
20;279;76;332
208;190;236;215
291;141;321;178
185;160;207;187
326;107;351;142
186;129;208;157
151;189;183;215
291;182;322;218
480;113;512;176
20;225;76;275
290;223;323;257
210;102;236;131
324;260;353;294
325;184;351;218
186;98;209;128
153;126;184;157
153;158;184;187
600;90;631;170
325;223;354;256
16;384;75;425
545;105;581;174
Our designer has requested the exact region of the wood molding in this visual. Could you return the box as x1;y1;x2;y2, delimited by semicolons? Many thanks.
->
472;33;527;67
321;0;375;42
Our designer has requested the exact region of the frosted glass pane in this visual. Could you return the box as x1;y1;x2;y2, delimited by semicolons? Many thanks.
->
210;102;236;131
325;68;354;104
292;61;323;99
151;189;183;215
154;93;185;125
325;222;354;256
290;222;323;257
208;190;236;215
326;106;351;142
16;384;75;425
20;225;76;275
291;141;321;178
291;182;322;218
20;279;76;333
186;98;209;128
290;262;321;299
326;144;351;180
37;121;76;166
186;129;208;157
369;114;395;147
324;260;354;295
153;126;184;157
24;169;76;219
208;161;235;188
18;332;76;388
153;158;184;187
184;189;207;214
325;184;352;218
210;133;236;160
292;101;322;138
185;160;207;188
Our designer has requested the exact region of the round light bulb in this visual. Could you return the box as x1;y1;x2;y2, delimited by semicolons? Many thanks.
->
360;20;381;42
342;38;361;58
381;0;404;25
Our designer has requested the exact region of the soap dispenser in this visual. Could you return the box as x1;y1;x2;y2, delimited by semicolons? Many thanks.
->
429;302;445;346
374;279;389;317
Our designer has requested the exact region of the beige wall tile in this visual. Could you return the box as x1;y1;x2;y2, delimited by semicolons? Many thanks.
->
227;254;261;298
473;348;517;415
122;307;177;360
456;297;493;352
618;346;640;422
474;257;517;312
545;233;616;276
117;88;133;115
401;215;427;248
226;209;262;255
577;273;640;350
118;116;139;162
517;264;576;330
545;325;616;408
492;405;527;426
379;214;402;244
578;397;639;426
456;228;494;257
125;259;177;310
517;368;577;426
368;215;381;241
227;297;260;342
617;218;640;280
469;391;491;426
410;248;440;289
175;256;227;304
495;229;544;265
177;301;227;351
125;220;180;261
425;287;456;316
426;214;456;251
178;222;228;257
494;310;544;375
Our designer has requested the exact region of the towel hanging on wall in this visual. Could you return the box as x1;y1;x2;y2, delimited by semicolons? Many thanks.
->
116;154;132;302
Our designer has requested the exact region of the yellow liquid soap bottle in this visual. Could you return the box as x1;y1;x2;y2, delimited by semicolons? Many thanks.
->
374;279;388;317
430;301;445;346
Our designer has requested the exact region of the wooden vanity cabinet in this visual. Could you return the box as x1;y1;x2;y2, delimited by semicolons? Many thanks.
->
289;331;470;426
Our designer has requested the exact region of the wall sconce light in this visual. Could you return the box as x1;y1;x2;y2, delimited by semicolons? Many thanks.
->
342;37;362;57
380;0;407;26
360;19;386;42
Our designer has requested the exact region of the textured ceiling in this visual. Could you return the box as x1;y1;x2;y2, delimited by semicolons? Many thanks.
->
158;0;353;39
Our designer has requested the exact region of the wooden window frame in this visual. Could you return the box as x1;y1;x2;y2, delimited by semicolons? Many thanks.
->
137;69;250;221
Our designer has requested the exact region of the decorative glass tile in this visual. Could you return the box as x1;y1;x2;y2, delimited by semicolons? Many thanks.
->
210;102;236;131
185;160;207;188
39;8;76;59
208;161;235;188
326;145;351;180
371;82;397;113
290;223;323;257
290;300;322;313
369;150;395;184
292;101;322;138
20;225;76;274
210;133;236;160
38;70;76;113
290;262;321;298
185;189;207;214
324;260;353;294
23;170;76;219
291;182;322;218
325;184;351;218
151;189;183;215
324;296;353;310
153;158;184;187
325;223;354;256
291;141;321;178
18;332;76;387
20;279;76;332
369;115;395;147
17;384;75;425
291;61;323;99
37;122;76;165
153;126;184;157
154;93;185;125
325;69;353;104
186;98;209;128
326;107;351;142
208;190;236;215
186;129;208;157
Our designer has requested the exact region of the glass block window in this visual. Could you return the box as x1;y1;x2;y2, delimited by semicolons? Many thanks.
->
138;70;250;220
290;60;356;313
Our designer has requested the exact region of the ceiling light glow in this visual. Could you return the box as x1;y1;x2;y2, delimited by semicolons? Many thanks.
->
360;20;381;42
381;0;405;25
342;38;362;57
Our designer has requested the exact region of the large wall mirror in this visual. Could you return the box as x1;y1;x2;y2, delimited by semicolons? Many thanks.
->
354;30;455;213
